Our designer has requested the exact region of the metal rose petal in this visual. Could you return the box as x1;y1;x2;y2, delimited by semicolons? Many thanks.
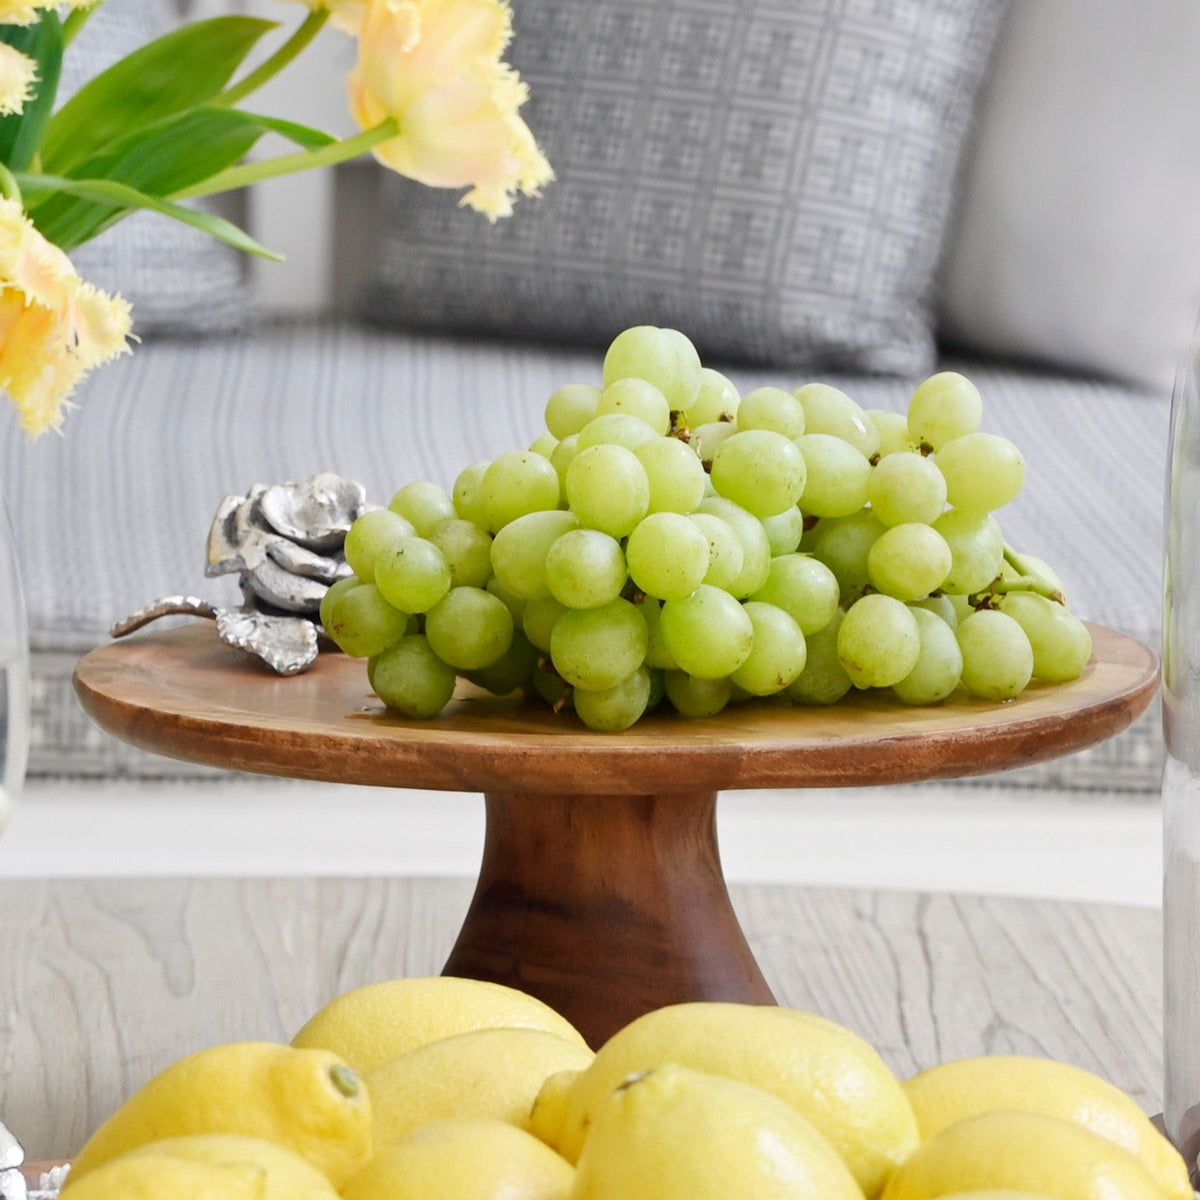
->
240;558;328;614
260;473;368;551
207;526;278;578
266;538;351;584
205;492;244;571
0;1167;25;1200
215;607;320;675
0;1124;22;1171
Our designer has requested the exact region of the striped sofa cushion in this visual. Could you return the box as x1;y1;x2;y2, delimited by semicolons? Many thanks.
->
2;321;1165;789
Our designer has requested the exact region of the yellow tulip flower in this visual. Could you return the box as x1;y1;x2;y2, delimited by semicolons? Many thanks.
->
348;0;553;220
0;199;131;436
0;43;36;115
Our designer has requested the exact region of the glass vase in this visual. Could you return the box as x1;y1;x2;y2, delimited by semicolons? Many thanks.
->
1164;316;1200;1176
0;485;28;834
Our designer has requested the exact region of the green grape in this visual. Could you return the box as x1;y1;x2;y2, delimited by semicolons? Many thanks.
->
664;670;733;718
761;506;805;556
690;419;739;464
574;667;653;732
892;607;963;705
343;509;415;582
867;523;953;602
998;592;1092;682
324;581;410;658
867;451;947;527
425;586;514;671
645;667;666;713
932;510;1004;594
464;630;539;695
786;609;852;705
1013;552;1066;598
684;367;740;425
912;593;958;628
428;517;493;589
710;429;806;518
836;594;921;689
935;432;1025;513
545;383;601;439
529;433;558;459
389;481;456;537
576;412;660;452
545;528;627;609
531;663;573;711
489;509;579;600
486;573;527;625
907;371;982;451
730;602;807;696
598;377;671;435
810;510;885;602
956;609;1033;700
452;461;491;527
634;435;707;514
795;433;872;517
736;386;806;439
566;443;650;538
793;383;879;458
695;497;771;597
625;512;710;601
523;593;569;652
374;537;452;613
319;573;361;631
687;513;744;592
550;598;648;690
550;434;580;498
947;593;974;624
659;584;754;679
482;450;561;531
602;325;702;412
865;409;918;458
370;634;457;719
749;553;839;635
640;596;679;669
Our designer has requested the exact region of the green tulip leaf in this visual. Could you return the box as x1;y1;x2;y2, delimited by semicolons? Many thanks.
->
0;12;63;171
27;106;331;248
18;172;282;260
40;15;276;173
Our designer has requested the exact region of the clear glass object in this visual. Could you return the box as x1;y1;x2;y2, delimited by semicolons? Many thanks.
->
1164;317;1200;1176
0;488;28;836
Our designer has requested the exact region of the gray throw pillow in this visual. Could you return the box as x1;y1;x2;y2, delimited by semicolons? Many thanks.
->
54;0;252;337
363;0;1007;377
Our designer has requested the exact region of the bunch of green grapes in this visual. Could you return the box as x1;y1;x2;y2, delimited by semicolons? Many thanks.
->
321;326;1092;731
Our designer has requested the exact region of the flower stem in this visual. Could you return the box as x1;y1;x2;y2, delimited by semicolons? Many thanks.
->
214;8;330;108
61;5;95;48
170;119;397;201
0;163;21;205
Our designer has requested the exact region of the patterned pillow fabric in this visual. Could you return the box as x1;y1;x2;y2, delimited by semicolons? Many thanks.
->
363;0;1007;377
54;0;252;336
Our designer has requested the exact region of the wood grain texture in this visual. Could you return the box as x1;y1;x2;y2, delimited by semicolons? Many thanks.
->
444;791;775;1046
73;623;1159;794
0;877;1162;1161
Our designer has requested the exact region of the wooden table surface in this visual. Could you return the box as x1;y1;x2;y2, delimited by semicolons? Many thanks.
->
0;875;1162;1163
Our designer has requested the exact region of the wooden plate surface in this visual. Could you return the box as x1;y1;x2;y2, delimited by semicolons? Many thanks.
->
74;622;1159;796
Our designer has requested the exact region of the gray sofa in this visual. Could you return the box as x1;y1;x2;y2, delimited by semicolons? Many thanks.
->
5;0;1193;798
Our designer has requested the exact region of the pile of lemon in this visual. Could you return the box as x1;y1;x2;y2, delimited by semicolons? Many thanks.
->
58;977;1190;1200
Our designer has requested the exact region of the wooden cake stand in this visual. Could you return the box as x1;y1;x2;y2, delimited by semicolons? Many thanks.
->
75;622;1157;1046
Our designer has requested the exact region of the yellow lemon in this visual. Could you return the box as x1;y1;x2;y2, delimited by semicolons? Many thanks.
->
880;1111;1169;1200
340;1117;574;1200
572;1063;865;1200
555;1002;917;1199
903;1056;1190;1200
527;1068;585;1149
292;977;587;1076
368;1027;594;1145
65;1042;370;1189
59;1153;265;1200
119;1134;340;1200
937;1195;1059;1199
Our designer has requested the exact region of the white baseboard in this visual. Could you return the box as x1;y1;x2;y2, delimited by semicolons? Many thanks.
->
0;779;1162;908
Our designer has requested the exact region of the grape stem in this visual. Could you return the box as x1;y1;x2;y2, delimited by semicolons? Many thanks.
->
968;545;1066;607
